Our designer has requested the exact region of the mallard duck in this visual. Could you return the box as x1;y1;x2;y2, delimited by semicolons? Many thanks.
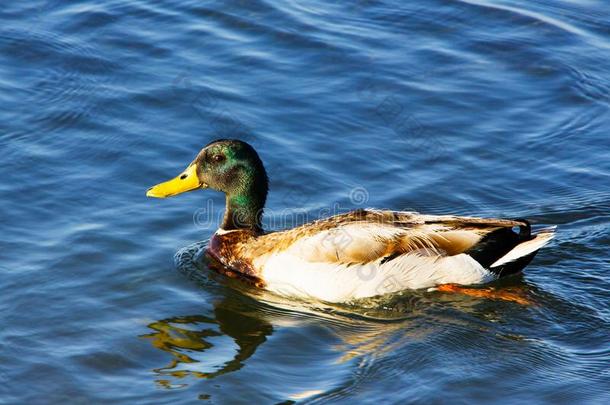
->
147;139;554;303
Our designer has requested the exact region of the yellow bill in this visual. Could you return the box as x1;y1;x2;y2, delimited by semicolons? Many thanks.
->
146;163;206;198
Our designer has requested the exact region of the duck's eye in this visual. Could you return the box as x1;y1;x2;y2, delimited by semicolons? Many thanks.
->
212;154;225;163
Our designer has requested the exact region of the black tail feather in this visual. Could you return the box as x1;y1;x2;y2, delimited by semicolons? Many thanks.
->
466;218;533;276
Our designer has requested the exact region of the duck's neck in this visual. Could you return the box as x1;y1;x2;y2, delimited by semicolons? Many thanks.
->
221;186;267;233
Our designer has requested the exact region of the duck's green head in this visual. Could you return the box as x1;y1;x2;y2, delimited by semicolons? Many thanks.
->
147;139;268;230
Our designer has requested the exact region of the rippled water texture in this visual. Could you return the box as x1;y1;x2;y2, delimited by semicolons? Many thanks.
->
1;0;609;403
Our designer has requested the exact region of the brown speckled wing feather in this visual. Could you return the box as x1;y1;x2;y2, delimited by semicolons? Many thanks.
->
240;209;527;266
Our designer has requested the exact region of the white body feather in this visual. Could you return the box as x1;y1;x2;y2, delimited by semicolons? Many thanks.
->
261;252;495;303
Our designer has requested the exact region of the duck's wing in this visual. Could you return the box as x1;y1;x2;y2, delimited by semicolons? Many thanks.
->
251;209;531;266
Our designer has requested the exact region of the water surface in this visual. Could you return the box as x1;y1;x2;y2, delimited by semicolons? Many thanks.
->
1;0;609;403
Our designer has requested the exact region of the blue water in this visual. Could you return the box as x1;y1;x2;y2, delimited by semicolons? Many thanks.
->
1;0;609;403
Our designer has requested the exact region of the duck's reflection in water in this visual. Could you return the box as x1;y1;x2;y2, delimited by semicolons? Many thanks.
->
140;288;476;388
141;301;273;387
